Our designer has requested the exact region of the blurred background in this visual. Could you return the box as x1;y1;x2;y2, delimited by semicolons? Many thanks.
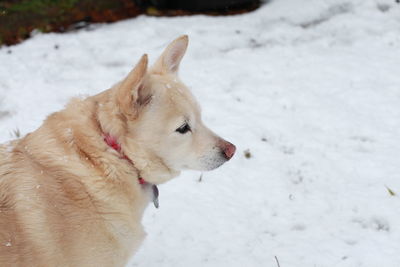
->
1;1;400;267
0;0;260;46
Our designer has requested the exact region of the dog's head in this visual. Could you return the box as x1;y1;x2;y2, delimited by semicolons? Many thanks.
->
109;36;235;184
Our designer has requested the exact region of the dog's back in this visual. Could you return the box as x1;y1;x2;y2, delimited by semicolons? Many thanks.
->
0;107;147;267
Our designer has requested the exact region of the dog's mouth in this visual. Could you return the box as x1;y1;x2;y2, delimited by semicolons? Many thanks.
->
196;142;236;171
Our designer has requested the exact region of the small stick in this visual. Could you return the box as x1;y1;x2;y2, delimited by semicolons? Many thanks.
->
274;256;281;267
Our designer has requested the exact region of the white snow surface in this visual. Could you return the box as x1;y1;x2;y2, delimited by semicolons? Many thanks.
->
1;0;400;266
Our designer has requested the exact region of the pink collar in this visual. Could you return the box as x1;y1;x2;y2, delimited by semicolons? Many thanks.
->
103;134;146;185
103;133;159;208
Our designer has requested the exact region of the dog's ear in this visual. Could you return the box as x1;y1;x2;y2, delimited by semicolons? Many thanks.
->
117;54;150;119
152;35;188;75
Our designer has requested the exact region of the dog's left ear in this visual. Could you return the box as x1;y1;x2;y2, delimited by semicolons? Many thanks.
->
117;54;149;120
152;35;189;75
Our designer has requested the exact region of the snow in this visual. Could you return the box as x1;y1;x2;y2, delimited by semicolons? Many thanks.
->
1;0;400;266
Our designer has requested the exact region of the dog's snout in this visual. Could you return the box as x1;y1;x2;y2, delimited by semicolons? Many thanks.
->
222;142;236;160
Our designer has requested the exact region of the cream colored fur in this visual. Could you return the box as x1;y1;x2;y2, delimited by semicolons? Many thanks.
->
0;36;235;267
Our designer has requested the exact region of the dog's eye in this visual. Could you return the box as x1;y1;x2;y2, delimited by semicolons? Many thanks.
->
176;123;191;134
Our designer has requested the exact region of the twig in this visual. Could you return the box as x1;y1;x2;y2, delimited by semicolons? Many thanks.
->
274;256;281;267
10;128;20;138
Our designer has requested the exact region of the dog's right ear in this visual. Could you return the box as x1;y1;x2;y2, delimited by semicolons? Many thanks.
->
151;35;189;75
116;54;149;120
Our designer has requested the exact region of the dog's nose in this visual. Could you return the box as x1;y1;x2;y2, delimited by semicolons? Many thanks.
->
223;142;236;160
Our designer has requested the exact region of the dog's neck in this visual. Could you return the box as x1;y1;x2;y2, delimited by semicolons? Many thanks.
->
102;131;179;185
103;133;146;185
103;133;161;208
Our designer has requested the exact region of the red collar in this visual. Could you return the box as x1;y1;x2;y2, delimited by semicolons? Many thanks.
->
103;133;146;185
103;133;160;208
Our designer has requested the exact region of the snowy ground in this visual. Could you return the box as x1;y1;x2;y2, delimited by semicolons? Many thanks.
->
1;0;400;266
